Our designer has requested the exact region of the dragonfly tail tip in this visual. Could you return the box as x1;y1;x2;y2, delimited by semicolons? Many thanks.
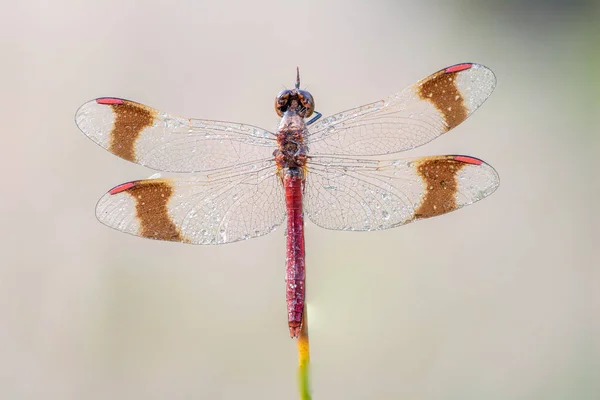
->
289;325;300;338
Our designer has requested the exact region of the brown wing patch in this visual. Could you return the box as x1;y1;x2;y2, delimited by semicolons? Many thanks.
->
122;180;189;242
417;70;468;131
108;101;156;162
414;157;467;219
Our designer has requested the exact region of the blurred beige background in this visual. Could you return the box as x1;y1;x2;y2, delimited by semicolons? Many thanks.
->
1;0;598;399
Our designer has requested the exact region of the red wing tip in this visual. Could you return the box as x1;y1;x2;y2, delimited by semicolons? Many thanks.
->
96;97;124;105
453;155;483;165
445;63;473;73
109;181;136;195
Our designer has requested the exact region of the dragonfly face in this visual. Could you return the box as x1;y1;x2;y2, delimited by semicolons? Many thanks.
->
275;88;315;118
275;68;315;118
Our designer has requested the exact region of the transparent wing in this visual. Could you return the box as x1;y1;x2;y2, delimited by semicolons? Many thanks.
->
95;162;285;244
75;98;277;172
306;63;496;156
305;155;499;231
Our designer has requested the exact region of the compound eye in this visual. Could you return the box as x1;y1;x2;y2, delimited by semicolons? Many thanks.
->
297;90;314;117
275;90;292;117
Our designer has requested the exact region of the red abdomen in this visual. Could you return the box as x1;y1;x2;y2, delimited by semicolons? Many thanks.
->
284;169;305;338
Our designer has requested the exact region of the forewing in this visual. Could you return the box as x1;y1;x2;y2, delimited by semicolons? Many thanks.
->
95;163;285;244
307;63;496;156
305;155;499;231
75;98;276;172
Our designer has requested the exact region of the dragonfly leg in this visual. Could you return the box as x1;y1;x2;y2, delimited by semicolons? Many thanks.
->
306;110;322;125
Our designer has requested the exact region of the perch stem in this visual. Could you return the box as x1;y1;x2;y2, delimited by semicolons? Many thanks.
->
297;306;311;400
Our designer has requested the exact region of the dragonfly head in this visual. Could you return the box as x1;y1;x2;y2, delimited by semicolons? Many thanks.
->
275;83;314;120
275;68;315;118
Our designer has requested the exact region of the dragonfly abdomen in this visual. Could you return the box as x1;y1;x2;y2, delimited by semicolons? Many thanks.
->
284;168;306;338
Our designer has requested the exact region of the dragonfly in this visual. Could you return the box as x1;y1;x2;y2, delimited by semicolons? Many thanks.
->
75;63;499;338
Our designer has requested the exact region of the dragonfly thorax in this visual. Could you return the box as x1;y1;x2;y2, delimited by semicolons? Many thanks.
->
275;110;309;170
